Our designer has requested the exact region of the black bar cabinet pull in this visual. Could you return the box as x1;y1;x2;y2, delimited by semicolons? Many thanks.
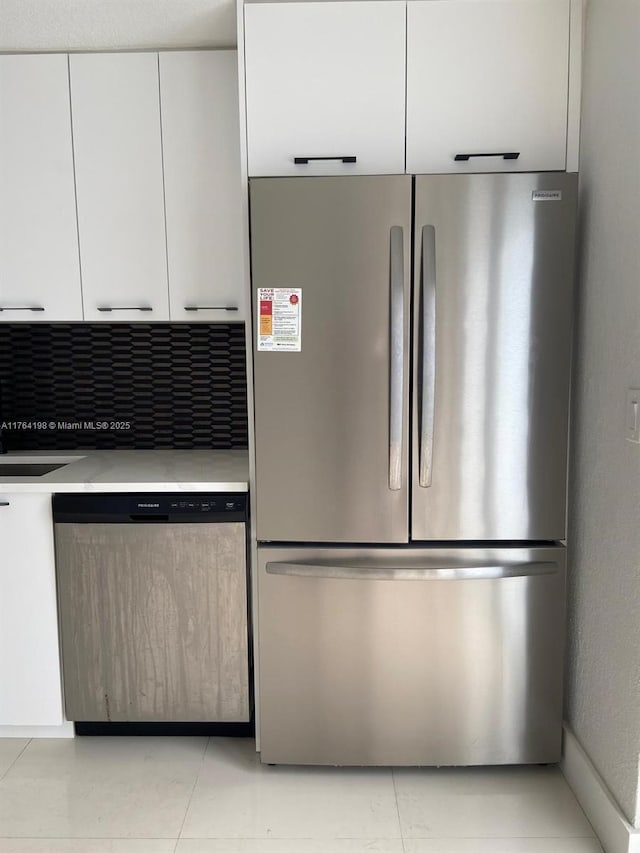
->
184;305;239;312
294;156;357;165
454;152;520;162
0;306;45;312
97;306;153;312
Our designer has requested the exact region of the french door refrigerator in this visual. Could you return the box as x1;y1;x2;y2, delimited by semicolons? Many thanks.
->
250;172;577;766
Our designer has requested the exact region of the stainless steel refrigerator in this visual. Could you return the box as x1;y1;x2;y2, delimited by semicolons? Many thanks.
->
250;172;577;766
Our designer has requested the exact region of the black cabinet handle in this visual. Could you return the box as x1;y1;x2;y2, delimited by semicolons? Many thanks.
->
97;306;153;312
454;152;520;162
184;305;239;312
0;306;45;312
294;156;357;165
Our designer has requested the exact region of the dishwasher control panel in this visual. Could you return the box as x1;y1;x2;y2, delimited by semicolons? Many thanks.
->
164;498;244;513
53;492;247;523
135;496;244;514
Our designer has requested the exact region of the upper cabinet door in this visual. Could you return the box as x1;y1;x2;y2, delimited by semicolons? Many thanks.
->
244;1;406;176
160;51;246;323
0;55;82;321
406;0;571;174
70;54;169;321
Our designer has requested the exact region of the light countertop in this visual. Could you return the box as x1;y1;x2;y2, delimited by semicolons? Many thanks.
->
0;449;249;493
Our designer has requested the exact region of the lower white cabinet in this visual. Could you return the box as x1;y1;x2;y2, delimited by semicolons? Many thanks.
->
0;494;63;725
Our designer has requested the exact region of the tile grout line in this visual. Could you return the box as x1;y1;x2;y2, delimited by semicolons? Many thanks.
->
0;836;179;842
0;738;32;782
391;834;600;845
0;835;604;849
391;767;407;853
172;735;210;851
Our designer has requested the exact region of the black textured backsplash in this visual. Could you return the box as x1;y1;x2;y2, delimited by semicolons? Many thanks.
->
0;324;248;451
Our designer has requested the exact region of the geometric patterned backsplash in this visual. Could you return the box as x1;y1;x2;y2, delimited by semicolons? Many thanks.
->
0;323;248;451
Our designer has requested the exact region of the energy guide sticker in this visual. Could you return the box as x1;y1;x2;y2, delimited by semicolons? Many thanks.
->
257;288;302;352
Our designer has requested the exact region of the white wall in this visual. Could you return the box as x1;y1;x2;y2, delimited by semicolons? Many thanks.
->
0;0;237;51
567;0;640;828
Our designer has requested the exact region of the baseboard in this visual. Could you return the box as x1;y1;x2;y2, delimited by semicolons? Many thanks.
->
74;720;254;737
561;725;640;853
0;722;75;738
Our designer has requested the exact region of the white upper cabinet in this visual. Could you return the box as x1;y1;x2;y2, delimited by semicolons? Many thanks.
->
406;0;571;174
0;494;63;726
70;53;169;321
244;1;407;176
0;55;82;321
160;51;246;322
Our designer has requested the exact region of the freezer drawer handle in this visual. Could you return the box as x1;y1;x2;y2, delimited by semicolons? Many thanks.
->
293;156;357;164
419;225;436;488
454;152;520;162
266;560;557;581
389;225;405;491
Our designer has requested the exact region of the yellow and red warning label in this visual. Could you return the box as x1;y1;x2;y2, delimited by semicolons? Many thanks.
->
257;288;302;352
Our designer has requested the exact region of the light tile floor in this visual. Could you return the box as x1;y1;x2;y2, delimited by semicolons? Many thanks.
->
0;737;602;853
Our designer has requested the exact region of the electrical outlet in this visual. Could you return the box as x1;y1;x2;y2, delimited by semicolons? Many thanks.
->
626;389;640;443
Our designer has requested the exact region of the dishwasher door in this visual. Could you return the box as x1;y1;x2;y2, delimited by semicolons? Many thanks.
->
258;544;565;766
56;520;249;722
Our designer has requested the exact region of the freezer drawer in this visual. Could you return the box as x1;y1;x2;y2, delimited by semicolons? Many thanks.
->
258;545;566;766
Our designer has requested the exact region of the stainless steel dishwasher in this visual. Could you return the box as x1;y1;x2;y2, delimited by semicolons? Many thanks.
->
54;493;250;723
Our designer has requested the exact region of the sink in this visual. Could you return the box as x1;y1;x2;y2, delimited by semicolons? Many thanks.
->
0;463;69;477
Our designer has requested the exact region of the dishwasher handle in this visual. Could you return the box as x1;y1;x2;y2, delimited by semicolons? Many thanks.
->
128;514;170;522
266;560;558;581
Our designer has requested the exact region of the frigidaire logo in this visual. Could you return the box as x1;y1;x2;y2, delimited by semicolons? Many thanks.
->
138;503;160;508
532;190;562;202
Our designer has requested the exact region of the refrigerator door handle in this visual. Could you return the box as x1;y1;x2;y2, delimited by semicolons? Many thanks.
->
389;225;404;491
419;224;437;488
266;560;558;581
